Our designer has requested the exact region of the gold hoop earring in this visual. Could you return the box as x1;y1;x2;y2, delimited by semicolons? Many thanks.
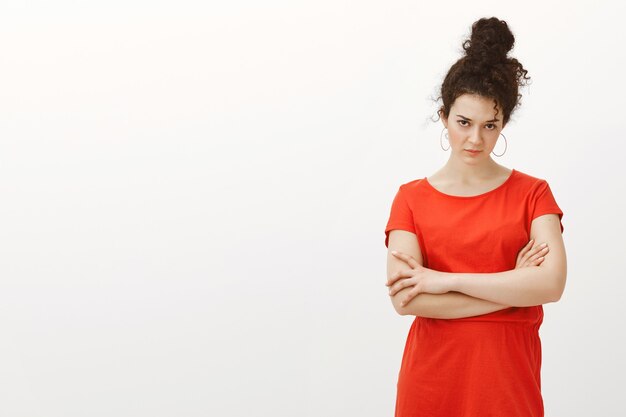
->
491;133;507;157
440;128;450;151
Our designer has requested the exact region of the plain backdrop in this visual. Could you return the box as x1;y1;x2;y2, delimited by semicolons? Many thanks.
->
0;1;624;416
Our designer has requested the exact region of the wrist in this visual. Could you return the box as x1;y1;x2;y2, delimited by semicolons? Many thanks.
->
442;271;460;292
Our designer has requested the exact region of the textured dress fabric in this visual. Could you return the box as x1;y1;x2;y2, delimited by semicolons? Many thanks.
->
384;168;564;417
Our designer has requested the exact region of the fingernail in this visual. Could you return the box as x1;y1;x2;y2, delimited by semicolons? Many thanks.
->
391;251;398;255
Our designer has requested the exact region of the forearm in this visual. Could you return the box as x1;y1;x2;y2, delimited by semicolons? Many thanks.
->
391;287;510;319
445;265;563;307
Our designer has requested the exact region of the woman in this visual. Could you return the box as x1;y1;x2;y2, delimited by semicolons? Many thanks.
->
384;17;567;417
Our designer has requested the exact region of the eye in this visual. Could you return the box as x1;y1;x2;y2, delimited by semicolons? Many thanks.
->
486;123;496;130
457;120;469;127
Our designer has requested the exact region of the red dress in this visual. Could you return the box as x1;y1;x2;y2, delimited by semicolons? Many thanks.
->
384;169;564;417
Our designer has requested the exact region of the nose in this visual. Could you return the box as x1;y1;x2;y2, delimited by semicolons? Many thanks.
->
468;127;483;146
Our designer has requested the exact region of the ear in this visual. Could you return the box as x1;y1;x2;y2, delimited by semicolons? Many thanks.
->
439;109;448;129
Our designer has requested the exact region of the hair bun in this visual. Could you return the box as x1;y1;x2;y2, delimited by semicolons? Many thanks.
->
462;17;515;66
435;16;530;127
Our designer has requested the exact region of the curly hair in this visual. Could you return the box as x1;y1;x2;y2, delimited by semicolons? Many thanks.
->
435;17;531;127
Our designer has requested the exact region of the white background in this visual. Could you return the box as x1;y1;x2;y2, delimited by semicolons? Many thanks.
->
0;1;624;416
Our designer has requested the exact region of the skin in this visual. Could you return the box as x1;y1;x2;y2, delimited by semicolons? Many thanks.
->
385;93;567;317
431;93;511;192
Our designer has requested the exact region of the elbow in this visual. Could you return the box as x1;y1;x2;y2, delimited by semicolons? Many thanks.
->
548;274;567;303
392;298;409;316
550;286;565;303
548;292;562;303
390;293;412;316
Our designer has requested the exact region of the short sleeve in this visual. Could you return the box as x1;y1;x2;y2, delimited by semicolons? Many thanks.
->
384;185;416;248
530;180;564;234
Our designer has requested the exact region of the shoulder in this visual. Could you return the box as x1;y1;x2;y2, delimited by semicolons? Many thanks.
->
511;170;562;220
510;169;551;191
396;178;428;202
512;168;544;183
398;177;426;192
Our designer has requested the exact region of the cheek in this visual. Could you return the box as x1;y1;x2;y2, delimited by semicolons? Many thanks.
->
487;130;501;142
447;126;464;143
446;123;459;136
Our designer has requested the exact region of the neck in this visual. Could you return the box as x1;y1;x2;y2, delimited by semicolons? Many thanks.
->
440;157;504;183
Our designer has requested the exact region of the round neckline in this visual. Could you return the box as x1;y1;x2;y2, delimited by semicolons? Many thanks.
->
423;168;517;199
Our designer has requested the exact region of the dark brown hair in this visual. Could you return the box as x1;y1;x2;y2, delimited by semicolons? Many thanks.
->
435;17;531;127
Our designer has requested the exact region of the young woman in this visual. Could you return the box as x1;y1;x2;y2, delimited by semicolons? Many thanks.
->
384;17;567;417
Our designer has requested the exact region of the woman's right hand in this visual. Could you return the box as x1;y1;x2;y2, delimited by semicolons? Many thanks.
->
515;239;549;269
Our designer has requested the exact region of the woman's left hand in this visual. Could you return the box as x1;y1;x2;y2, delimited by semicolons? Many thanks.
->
386;251;452;306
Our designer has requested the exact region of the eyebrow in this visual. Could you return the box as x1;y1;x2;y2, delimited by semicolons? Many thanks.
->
456;114;499;123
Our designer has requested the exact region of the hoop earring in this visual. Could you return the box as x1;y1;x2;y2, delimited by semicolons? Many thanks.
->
440;128;450;151
491;133;507;157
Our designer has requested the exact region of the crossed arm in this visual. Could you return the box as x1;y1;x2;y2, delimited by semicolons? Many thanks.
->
386;214;567;318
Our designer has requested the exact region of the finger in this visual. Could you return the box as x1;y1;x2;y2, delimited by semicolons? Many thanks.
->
522;242;546;263
517;239;535;261
388;276;403;295
527;250;547;266
518;239;534;255
526;258;540;267
400;286;420;307
391;251;420;269
389;277;415;296
386;268;414;287
531;243;548;253
529;246;549;262
520;253;536;268
519;250;532;264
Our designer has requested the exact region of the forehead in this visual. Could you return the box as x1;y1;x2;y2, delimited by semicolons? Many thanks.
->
451;94;501;120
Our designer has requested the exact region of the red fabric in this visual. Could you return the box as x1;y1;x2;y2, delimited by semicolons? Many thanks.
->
384;168;564;417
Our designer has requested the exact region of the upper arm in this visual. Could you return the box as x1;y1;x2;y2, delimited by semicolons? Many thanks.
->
529;213;567;301
384;185;424;314
386;229;423;314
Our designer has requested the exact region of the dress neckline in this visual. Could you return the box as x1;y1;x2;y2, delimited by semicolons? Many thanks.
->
423;168;516;199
